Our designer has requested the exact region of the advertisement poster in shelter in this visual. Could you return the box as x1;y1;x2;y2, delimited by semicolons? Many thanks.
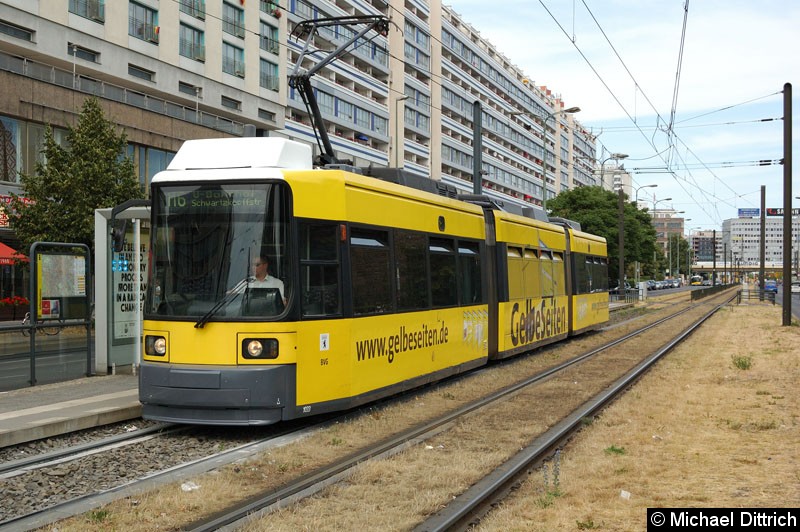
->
112;229;149;341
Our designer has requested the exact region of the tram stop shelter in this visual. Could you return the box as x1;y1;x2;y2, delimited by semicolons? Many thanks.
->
94;204;150;375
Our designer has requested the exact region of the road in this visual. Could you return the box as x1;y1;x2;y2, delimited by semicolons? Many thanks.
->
0;326;92;391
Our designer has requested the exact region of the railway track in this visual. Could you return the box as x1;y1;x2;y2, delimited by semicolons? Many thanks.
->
0;423;177;478
0;289;736;531
180;291;736;531
0;421;325;530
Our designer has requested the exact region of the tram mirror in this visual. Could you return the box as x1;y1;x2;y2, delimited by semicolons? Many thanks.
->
111;220;128;252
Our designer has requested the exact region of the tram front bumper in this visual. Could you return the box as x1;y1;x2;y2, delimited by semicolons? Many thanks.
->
138;363;296;426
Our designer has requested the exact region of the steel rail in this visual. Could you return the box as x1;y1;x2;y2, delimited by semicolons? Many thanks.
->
0;423;176;477
415;290;739;531
183;300;709;531
2;291;733;531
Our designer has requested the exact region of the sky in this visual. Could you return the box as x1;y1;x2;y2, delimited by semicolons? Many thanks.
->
447;0;799;232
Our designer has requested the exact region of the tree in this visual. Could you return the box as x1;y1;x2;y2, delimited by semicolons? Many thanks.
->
546;186;658;282
665;232;691;278
8;97;143;255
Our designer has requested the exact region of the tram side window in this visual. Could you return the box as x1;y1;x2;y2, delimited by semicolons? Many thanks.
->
594;257;609;291
523;248;539;298
573;254;591;294
540;250;554;297
299;223;341;316
396;231;428;311
552;252;565;296
506;247;524;300
430;237;457;307
351;228;392;315
458;241;483;304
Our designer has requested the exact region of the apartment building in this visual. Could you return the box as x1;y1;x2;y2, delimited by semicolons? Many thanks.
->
0;0;594;235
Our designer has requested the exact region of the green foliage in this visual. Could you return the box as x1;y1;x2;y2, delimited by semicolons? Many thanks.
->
88;509;110;523
731;354;752;370
7;97;143;255
604;444;626;455
547;186;659;281
576;518;599;529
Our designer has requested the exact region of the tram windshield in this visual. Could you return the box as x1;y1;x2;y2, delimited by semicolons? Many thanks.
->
146;182;291;320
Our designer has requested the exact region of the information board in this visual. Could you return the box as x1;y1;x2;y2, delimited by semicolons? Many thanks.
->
38;254;87;298
111;233;149;341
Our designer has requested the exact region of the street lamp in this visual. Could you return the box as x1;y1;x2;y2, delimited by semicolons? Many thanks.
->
635;184;657;205
541;106;580;213
393;95;409;168
650;196;673;217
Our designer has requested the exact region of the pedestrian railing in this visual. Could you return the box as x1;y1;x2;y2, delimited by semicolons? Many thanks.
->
738;289;776;304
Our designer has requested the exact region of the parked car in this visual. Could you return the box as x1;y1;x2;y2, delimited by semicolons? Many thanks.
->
791;281;800;294
610;281;632;293
764;280;778;293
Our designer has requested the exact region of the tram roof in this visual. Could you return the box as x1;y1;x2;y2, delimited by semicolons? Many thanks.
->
162;138;313;174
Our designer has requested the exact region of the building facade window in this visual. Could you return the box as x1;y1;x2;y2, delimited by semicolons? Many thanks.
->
260;0;281;17
127;144;175;193
221;95;242;111
260;21;279;54
178;81;200;97
179;24;205;61
317;91;334;115
179;0;205;20
69;0;105;22
222;43;245;77
68;43;99;63
129;2;159;44
259;59;279;91
0;19;34;41
128;64;155;82
222;2;245;38
354;108;370;129
258;108;276;121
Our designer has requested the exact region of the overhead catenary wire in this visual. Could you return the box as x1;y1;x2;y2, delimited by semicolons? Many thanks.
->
539;0;782;226
164;0;781;224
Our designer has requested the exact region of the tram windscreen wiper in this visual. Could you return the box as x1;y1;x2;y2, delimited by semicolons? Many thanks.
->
195;248;250;328
194;289;239;328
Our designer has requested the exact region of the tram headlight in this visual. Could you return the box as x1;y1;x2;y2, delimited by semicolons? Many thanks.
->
145;335;167;356
242;338;279;359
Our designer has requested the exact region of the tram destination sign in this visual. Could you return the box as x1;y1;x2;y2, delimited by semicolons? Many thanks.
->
765;207;800;216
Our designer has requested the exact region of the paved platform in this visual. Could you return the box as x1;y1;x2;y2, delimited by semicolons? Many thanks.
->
0;374;140;448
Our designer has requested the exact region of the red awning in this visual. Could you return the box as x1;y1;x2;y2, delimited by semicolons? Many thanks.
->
0;242;28;265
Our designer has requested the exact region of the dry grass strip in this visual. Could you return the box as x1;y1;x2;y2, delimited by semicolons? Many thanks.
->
477;303;800;531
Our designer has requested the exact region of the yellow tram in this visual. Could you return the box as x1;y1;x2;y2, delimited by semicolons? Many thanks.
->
138;138;607;425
